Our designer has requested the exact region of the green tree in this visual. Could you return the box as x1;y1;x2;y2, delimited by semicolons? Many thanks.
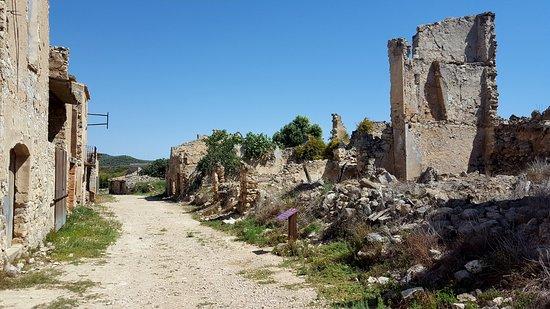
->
273;115;323;148
140;159;169;178
197;130;243;176
241;132;275;162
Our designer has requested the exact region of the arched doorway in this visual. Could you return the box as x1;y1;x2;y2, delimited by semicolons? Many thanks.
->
5;144;30;247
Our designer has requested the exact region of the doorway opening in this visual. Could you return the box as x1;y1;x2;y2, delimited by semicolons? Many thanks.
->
5;144;30;247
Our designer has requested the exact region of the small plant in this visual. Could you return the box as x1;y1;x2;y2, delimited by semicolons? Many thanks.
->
356;118;375;135
241;132;275;162
273;115;323;148
294;135;327;161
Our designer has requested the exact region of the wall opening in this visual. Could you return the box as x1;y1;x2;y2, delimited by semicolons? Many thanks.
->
425;61;448;121
7;144;31;246
48;92;67;144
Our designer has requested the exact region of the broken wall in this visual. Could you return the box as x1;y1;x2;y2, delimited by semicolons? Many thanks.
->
489;109;550;175
389;12;498;180
166;138;208;197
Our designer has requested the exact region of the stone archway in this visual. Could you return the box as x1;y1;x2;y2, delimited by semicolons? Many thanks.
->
6;144;30;247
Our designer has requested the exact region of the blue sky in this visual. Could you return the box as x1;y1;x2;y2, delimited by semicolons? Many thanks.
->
50;1;550;160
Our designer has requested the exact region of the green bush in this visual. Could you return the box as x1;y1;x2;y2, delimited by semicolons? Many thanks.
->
356;118;375;135
197;130;243;177
131;180;166;196
295;136;327;161
324;138;343;160
241;132;275;162
273;115;323;148
140;158;168;178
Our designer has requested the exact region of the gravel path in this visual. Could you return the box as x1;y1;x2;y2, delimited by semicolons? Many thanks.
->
0;195;322;308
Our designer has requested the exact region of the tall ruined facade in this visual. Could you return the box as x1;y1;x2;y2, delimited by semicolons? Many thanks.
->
0;0;55;260
388;12;499;180
0;0;95;265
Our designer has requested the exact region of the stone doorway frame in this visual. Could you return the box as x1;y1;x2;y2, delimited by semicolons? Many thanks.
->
6;144;31;247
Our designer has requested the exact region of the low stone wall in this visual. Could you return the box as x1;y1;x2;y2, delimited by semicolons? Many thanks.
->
490;109;550;175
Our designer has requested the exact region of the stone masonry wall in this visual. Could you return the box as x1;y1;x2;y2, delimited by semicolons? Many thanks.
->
49;46;91;209
166;138;208;197
388;12;499;180
0;0;55;265
489;108;550;175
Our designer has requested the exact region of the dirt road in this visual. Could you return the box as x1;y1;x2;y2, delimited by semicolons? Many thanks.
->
0;195;322;308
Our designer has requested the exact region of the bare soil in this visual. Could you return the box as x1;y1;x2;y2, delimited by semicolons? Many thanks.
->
0;195;322;308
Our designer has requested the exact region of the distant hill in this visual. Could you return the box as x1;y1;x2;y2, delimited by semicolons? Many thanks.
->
98;153;151;169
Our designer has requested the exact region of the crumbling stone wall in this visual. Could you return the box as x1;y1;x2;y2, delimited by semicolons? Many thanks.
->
331;113;348;142
166;138;208;197
351;121;394;176
49;47;92;209
237;163;259;214
489;108;550;175
0;0;55;264
388;12;498;180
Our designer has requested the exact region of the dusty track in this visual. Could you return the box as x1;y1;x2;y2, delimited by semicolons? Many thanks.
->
0;195;322;308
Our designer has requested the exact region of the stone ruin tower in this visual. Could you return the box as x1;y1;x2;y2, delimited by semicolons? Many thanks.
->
331;113;348;142
388;12;499;180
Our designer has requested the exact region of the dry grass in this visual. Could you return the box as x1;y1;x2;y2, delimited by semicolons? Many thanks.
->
252;196;288;226
400;227;441;267
526;158;550;184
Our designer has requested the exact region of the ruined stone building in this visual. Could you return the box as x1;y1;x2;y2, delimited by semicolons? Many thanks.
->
166;138;208;198
388;12;499;180
166;12;548;212
0;0;97;265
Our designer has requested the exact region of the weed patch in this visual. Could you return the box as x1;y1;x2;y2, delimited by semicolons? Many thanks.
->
46;205;121;262
239;268;276;285
60;279;97;295
0;269;61;290
202;218;282;247
43;297;78;309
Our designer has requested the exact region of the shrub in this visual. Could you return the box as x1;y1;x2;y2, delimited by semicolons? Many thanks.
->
294;135;327;161
273;115;323;148
241;132;275;162
356;118;375;135
324;138;343;160
131;180;166;196
197;130;243;177
140;158;168;178
526;158;550;183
